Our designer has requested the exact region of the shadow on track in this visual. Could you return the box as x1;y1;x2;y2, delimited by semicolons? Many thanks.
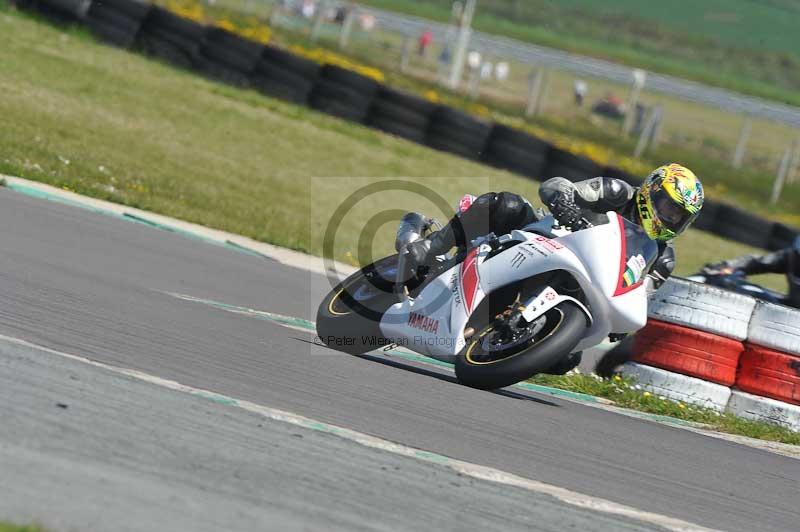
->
294;337;559;407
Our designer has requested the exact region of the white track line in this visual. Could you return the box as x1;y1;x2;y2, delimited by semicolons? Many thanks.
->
0;333;716;532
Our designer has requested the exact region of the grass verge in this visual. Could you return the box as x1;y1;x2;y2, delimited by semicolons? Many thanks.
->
530;373;800;445
0;524;46;532
357;0;800;108
0;5;784;285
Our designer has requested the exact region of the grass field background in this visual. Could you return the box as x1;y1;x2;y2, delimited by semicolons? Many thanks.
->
357;0;800;107
252;3;800;220
0;5;787;291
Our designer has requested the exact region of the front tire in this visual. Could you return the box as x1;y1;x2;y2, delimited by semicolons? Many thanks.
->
455;302;586;390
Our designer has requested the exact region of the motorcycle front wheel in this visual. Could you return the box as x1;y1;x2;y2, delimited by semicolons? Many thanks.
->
455;302;586;390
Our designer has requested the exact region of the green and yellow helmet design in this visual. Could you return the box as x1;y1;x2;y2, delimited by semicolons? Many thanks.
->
636;163;704;241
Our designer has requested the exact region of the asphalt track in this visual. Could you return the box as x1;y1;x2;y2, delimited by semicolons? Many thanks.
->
1;187;799;531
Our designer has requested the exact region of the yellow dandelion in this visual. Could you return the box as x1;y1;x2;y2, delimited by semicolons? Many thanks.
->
642;391;652;398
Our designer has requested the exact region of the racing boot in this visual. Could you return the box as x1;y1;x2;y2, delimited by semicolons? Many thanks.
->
404;221;458;276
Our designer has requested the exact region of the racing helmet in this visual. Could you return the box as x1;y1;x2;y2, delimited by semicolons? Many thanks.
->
636;163;704;241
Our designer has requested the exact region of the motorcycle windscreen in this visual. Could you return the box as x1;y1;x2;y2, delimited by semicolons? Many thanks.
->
614;217;659;296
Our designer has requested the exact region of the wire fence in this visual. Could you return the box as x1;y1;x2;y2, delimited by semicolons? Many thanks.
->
244;0;800;185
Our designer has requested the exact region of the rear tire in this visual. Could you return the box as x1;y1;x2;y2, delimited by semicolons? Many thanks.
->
455;302;586;389
316;256;400;355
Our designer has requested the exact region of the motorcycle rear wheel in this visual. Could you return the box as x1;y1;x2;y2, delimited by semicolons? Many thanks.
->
455;302;586;390
316;255;400;355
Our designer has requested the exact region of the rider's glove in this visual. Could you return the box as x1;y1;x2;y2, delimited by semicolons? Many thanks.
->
404;239;432;277
549;195;592;231
701;262;735;276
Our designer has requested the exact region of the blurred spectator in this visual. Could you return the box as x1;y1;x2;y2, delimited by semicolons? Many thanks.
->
300;0;315;19
573;79;587;107
438;44;452;83
592;93;626;120
418;30;433;57
359;13;376;31
334;6;350;24
495;61;509;82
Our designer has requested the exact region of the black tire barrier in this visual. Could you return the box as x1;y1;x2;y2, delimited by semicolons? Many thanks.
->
483;140;547;179
426;135;487;160
85;0;150;48
542;147;602;182
426;107;492;160
691;198;719;232
309;65;379;124
366;114;427;143
140;5;205;40
375;86;438;116
309;93;370;123
252;46;320;105
196;27;264;74
136;8;204;67
14;0;87;23
710;203;775;249
365;86;434;146
489;124;550;155
368;99;429;130
254;61;312;89
92;0;149;19
261;45;321;79
192;55;252;86
251;70;314;105
601;165;643;186
310;76;376;123
482;124;550;179
320;64;379;96
768;223;799;251
138;33;197;68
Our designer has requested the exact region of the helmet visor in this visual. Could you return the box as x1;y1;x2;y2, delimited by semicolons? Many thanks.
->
652;187;694;234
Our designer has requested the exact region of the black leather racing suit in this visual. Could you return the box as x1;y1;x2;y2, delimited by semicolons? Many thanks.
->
707;249;800;309
407;176;676;375
410;176;675;287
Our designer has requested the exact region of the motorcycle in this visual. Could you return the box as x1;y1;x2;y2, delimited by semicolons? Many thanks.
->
317;211;659;390
686;269;785;304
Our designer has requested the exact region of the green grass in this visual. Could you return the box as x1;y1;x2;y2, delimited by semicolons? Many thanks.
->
0;4;779;282
0;523;46;532
358;0;800;108
531;373;800;444
257;14;800;220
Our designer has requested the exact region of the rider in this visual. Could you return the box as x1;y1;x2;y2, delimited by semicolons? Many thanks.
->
405;163;705;373
701;236;800;309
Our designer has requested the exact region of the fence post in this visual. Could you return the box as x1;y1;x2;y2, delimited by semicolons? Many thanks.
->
732;117;752;169
399;34;413;73
525;68;545;118
633;106;662;158
310;1;327;42
788;137;800;184
771;147;792;205
338;8;356;49
622;69;647;137
447;0;476;89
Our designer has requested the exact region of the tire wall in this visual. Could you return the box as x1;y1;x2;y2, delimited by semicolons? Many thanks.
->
632;277;800;413
13;0;798;248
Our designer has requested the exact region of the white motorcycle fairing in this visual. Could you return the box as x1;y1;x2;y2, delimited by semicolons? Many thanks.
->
379;212;655;364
